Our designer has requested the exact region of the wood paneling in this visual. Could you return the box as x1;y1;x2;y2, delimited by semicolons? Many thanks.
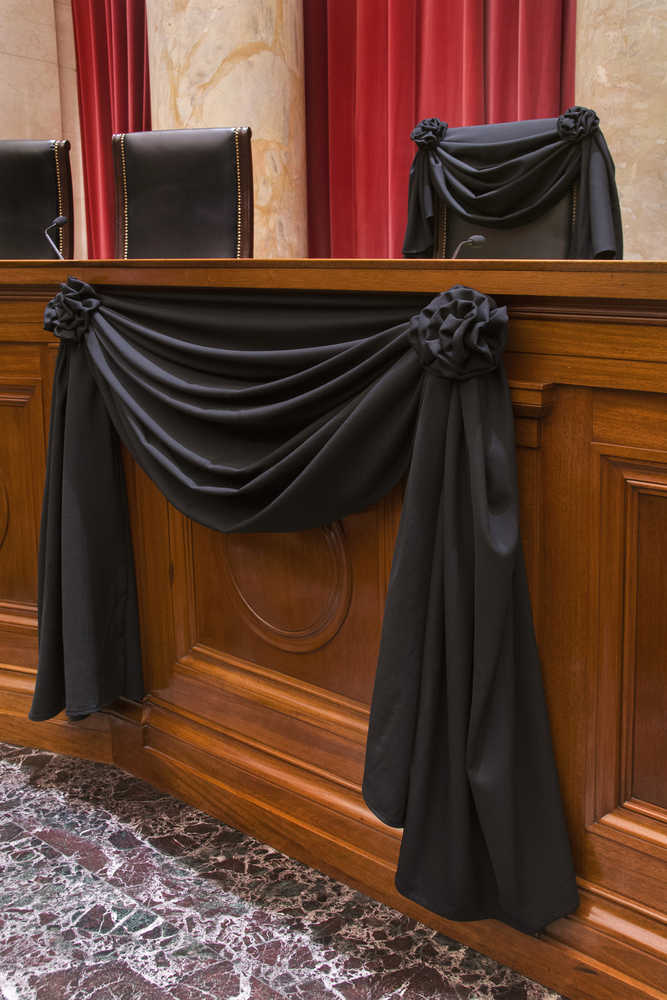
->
1;261;666;1000
192;510;383;703
0;349;45;676
633;493;667;808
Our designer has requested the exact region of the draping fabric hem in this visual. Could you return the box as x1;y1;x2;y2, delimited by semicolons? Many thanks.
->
361;782;405;829
28;706;99;722
394;874;580;935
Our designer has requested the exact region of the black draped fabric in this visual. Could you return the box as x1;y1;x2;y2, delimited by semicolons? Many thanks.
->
403;106;623;260
32;277;579;932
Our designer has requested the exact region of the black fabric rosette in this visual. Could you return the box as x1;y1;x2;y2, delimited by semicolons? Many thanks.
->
410;117;448;150
557;105;600;141
44;277;100;342
408;286;507;380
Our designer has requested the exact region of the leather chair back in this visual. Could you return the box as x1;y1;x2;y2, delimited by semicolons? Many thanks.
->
0;140;73;259
433;119;574;259
112;127;253;259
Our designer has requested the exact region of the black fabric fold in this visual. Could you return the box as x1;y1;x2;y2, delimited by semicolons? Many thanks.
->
33;278;579;932
403;108;622;259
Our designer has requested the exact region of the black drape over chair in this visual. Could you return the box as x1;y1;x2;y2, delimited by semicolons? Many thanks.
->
0;140;73;259
403;106;622;260
111;127;253;259
32;277;580;934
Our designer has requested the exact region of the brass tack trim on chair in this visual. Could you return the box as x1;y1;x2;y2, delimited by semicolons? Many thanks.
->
52;140;64;256
570;180;578;243
233;127;242;258
119;134;129;259
437;199;447;258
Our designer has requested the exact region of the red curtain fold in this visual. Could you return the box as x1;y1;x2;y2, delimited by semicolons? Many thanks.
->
304;0;576;258
72;0;151;258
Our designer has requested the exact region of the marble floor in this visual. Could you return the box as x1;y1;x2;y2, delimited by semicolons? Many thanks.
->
0;741;566;1000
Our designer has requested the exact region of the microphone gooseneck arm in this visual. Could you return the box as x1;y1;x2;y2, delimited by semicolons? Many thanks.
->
45;215;68;261
452;234;486;260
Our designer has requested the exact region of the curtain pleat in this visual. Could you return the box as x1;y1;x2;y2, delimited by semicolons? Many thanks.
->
72;0;151;258
304;0;577;257
326;0;358;258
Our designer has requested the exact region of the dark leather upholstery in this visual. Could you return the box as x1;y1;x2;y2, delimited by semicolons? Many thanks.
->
0;140;73;259
434;119;573;259
441;193;573;259
112;127;253;259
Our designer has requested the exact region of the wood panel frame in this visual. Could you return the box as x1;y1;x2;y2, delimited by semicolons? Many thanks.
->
1;261;666;1000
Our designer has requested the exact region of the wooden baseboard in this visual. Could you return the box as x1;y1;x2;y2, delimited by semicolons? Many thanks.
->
0;668;113;762
1;668;665;1000
1;671;664;1000
105;698;666;1000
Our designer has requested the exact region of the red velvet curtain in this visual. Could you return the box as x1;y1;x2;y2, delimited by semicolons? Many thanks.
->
304;0;576;258
72;0;151;258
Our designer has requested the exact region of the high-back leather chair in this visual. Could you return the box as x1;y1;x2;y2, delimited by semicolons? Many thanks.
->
111;127;253;259
0;140;73;259
434;119;574;259
403;109;622;260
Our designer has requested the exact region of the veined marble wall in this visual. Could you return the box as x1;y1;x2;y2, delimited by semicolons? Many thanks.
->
575;0;667;259
53;0;86;259
0;0;86;257
0;0;61;139
145;0;308;259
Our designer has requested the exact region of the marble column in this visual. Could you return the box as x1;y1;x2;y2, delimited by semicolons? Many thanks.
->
575;0;667;260
0;0;86;257
53;0;87;259
145;0;308;258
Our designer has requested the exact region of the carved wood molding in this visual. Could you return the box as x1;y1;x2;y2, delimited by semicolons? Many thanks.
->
175;645;369;746
510;380;556;450
0;385;35;406
0;600;37;633
0;478;7;553
550;881;667;992
594;455;667;816
143;702;391;837
584;449;667;926
509;380;556;418
0;287;61;302
508;303;667;326
0;259;664;303
221;521;353;653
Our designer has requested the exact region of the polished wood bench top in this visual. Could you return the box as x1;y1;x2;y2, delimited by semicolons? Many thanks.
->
0;257;665;300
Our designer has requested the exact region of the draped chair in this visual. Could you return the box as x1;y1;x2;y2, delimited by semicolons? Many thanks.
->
403;108;622;260
0;140;73;259
111;127;253;259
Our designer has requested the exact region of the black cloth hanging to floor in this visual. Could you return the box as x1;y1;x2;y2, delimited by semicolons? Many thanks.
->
32;277;579;933
403;106;623;259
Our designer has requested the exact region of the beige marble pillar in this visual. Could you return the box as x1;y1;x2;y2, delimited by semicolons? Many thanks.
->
0;0;86;257
575;0;667;260
53;0;87;259
0;0;61;139
145;0;308;258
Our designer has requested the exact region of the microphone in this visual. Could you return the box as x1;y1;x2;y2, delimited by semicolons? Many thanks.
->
452;234;486;259
45;215;68;260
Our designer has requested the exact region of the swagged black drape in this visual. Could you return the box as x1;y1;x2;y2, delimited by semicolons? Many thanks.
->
403;105;623;260
32;276;579;933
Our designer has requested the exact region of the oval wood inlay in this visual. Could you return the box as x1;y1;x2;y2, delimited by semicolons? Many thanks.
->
0;477;8;552
222;523;352;653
